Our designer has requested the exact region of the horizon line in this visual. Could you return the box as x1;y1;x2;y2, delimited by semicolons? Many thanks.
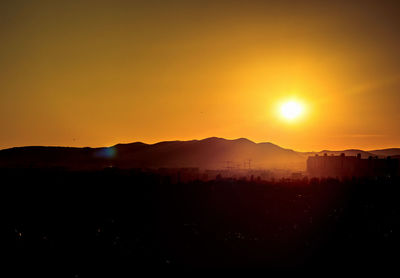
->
1;136;399;153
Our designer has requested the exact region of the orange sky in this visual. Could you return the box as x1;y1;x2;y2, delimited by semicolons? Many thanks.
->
1;0;400;151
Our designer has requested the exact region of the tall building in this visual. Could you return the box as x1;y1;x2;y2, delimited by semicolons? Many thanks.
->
307;153;399;178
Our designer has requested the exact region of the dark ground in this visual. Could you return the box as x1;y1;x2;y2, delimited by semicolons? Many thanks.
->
4;168;400;275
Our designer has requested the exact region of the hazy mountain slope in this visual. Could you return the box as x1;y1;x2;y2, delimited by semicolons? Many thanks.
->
111;137;305;169
0;138;304;170
369;148;400;157
0;138;397;171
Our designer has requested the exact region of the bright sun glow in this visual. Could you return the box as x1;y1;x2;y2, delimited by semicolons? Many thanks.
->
280;100;304;121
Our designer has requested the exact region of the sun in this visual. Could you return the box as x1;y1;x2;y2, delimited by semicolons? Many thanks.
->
280;100;304;121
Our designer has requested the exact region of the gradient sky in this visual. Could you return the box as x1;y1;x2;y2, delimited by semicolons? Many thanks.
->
1;0;400;151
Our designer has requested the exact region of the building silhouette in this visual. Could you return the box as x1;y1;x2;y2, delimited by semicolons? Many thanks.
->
307;153;399;178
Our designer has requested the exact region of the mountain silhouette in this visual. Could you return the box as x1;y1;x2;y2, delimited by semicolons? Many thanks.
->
0;137;398;171
369;148;400;157
112;137;305;169
0;137;304;170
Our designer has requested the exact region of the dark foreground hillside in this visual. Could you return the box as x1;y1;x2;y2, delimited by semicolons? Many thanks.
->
4;168;400;274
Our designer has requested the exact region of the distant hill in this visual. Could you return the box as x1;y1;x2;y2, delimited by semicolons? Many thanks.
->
0;137;305;171
0;138;398;171
369;148;400;157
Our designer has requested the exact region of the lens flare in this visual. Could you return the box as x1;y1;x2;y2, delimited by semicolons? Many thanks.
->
94;147;117;159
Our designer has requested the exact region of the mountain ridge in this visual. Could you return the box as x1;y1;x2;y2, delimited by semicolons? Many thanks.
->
0;137;398;171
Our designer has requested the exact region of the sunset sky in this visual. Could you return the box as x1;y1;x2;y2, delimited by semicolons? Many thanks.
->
1;0;400;151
